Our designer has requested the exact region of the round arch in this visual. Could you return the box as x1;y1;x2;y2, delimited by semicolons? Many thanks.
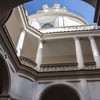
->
40;84;80;100
0;54;11;95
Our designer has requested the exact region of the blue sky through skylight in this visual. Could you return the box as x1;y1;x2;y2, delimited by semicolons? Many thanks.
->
24;0;95;24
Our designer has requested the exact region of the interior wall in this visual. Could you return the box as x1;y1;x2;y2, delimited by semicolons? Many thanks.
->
42;55;76;64
80;38;94;62
95;37;100;55
42;38;76;64
5;8;23;47
87;80;100;100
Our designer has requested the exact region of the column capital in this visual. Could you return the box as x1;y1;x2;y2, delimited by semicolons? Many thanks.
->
89;36;95;40
39;39;46;44
74;37;80;40
22;30;27;33
20;27;27;33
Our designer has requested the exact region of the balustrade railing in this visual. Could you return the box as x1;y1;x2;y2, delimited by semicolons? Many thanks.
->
40;63;78;72
20;56;37;68
40;62;97;72
40;24;96;34
84;62;96;69
19;57;97;71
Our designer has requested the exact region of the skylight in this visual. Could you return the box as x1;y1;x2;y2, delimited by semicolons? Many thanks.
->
24;0;95;24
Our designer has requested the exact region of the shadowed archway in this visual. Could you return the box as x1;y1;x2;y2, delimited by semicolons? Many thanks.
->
0;55;10;95
40;84;80;100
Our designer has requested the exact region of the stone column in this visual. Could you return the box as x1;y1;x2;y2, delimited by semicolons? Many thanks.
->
36;41;43;70
74;37;84;69
80;79;90;100
89;36;100;68
16;31;26;57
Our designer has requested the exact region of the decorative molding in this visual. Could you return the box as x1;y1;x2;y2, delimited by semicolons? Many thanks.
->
36;4;68;14
20;56;37;67
38;81;52;84
40;63;78;72
18;5;42;39
18;74;35;82
40;24;96;34
84;62;96;69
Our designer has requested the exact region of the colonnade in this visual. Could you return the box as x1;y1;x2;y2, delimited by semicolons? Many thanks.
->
16;30;100;70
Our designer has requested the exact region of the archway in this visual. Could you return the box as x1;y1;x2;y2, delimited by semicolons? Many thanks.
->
0;55;10;95
40;84;80;100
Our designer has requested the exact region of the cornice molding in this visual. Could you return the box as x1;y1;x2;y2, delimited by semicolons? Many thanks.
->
42;29;100;40
18;5;42;39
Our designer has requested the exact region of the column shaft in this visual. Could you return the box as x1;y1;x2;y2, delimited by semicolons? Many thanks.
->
89;37;100;68
74;37;84;69
36;41;43;70
16;31;26;57
80;79;90;100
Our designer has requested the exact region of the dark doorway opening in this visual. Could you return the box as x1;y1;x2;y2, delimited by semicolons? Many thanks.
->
41;84;80;100
0;55;10;95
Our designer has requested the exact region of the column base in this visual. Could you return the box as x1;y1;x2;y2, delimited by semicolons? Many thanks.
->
96;66;100;69
35;66;40;71
78;66;84;70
